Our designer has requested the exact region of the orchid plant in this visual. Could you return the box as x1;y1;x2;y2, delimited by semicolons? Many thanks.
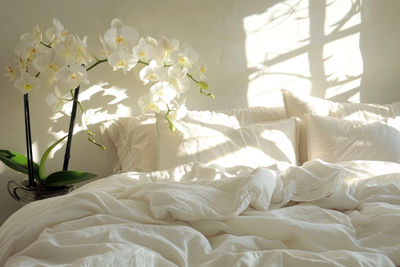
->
101;18;213;130
1;18;213;188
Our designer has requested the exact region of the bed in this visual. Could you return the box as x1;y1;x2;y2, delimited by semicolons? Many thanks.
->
1;90;400;266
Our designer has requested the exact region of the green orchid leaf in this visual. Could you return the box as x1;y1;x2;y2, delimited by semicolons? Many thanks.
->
39;135;68;180
44;170;97;187
0;150;40;178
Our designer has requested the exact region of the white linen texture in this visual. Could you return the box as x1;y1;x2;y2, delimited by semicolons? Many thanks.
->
306;114;400;163
100;114;158;173
101;106;287;173
156;113;299;170
281;89;400;164
1;160;400;266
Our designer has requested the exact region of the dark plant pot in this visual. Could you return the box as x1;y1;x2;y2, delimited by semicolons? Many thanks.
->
7;179;74;206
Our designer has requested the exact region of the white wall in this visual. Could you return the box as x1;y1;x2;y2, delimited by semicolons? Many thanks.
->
1;0;400;224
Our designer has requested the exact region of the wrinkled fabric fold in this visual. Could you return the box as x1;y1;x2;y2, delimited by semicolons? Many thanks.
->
1;160;399;266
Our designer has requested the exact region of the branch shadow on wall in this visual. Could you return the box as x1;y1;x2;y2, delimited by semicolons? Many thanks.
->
245;0;366;104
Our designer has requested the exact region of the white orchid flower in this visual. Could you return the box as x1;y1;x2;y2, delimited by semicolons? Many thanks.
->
5;65;16;81
98;34;111;58
149;81;177;104
56;63;89;89
52;18;69;42
107;47;138;73
104;18;139;51
168;65;192;93
158;36;179;64
53;34;78;65
45;86;67;112
172;43;199;68
33;49;65;86
138;93;164;113
139;60;168;84
145;36;158;47
191;59;207;80
72;34;93;66
32;25;42;43
138;81;177;113
145;36;179;64
169;100;187;122
43;18;68;46
14;72;41;94
133;37;154;62
168;64;187;80
45;25;57;44
159;36;179;55
14;33;41;64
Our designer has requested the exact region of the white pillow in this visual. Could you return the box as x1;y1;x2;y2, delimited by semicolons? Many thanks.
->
281;89;400;164
101;106;287;173
100;114;158;173
184;106;287;128
99;121;123;173
306;113;400;163
157;113;299;170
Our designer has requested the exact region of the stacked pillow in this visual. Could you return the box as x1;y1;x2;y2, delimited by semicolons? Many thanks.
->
101;89;400;174
101;106;301;172
281;89;400;164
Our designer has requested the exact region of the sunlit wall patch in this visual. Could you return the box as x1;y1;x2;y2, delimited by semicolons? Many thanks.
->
243;0;363;106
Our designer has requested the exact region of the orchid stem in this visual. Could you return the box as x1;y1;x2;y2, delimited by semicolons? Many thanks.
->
63;86;80;171
86;59;107;71
137;60;149;66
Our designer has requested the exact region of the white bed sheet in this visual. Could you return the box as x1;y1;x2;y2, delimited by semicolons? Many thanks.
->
1;159;399;266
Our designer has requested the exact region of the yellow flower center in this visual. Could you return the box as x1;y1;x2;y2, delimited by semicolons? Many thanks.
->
146;103;159;113
179;56;187;65
200;67;206;73
18;58;26;69
6;66;15;81
48;64;58;71
70;74;79;80
24;84;33;92
139;51;146;58
148;74;157;81
27;48;38;61
118;60;127;67
115;36;125;45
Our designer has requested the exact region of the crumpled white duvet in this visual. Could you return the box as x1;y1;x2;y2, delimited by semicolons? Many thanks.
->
1;159;400;267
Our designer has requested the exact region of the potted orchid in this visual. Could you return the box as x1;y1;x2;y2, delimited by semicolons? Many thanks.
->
1;18;213;204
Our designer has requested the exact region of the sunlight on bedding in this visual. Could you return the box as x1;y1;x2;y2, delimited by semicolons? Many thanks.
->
209;128;296;168
243;0;363;106
211;147;276;168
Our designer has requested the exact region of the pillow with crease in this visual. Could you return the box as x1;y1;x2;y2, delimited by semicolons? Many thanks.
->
306;113;400;163
157;112;299;170
100;114;158;173
281;89;400;164
101;106;287;173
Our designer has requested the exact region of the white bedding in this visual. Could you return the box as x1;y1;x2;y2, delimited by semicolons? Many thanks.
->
1;159;400;266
